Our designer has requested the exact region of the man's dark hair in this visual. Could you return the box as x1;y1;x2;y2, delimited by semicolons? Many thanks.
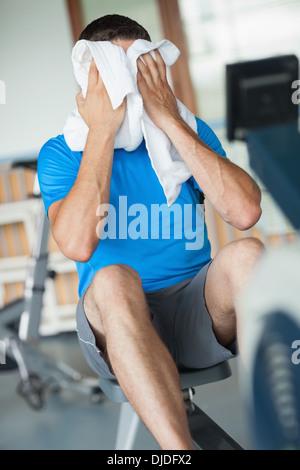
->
79;14;151;42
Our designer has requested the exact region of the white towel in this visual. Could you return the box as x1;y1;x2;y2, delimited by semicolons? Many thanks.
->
63;39;197;206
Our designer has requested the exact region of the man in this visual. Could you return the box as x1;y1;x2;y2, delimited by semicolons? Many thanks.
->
38;14;263;450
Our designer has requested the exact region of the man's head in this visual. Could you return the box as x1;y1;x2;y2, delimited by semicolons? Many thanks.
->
79;14;151;43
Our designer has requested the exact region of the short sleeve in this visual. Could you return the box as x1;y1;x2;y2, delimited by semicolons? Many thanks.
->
37;135;81;221
195;116;227;158
189;117;227;193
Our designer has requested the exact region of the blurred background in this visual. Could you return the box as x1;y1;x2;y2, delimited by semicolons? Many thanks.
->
0;0;299;450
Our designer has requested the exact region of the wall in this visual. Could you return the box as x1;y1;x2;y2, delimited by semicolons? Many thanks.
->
0;0;78;161
179;0;299;246
81;0;163;42
179;0;300;123
0;0;81;334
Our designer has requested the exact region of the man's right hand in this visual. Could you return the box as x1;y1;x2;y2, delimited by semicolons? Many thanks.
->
50;59;125;262
76;58;126;138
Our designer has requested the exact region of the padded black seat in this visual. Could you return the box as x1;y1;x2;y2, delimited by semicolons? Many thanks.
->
99;361;235;450
99;361;232;403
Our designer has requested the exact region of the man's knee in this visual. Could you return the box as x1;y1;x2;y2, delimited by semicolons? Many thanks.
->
89;264;150;336
83;265;143;343
91;264;142;303
95;263;140;285
216;237;264;284
229;237;264;260
221;237;263;264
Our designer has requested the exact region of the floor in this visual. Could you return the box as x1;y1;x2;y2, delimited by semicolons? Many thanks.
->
0;332;253;450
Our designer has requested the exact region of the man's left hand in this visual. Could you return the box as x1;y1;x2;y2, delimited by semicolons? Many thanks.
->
137;50;181;132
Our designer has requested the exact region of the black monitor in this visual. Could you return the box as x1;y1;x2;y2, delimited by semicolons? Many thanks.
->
226;55;299;141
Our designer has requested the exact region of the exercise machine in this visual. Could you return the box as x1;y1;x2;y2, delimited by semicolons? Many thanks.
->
100;360;243;450
226;54;300;450
0;159;102;409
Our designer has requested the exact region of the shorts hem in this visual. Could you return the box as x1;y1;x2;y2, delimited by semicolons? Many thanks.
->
76;292;116;380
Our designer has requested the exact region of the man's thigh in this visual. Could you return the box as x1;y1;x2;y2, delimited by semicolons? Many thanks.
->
146;262;237;371
204;237;264;347
76;263;149;380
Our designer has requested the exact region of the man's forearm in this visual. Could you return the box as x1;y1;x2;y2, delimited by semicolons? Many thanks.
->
163;117;262;230
136;50;261;230
52;130;115;261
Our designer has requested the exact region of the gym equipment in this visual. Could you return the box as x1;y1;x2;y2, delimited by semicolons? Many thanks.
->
226;54;298;142
0;159;102;409
226;54;300;229
99;360;243;450
237;246;300;450
226;54;300;450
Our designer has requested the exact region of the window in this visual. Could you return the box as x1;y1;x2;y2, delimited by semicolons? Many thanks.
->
179;0;299;239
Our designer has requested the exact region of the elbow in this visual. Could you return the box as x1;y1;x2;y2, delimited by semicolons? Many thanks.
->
61;244;95;263
235;203;262;231
52;228;97;263
60;241;95;263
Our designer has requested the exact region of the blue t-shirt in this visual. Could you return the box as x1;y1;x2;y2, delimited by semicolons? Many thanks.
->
37;117;226;297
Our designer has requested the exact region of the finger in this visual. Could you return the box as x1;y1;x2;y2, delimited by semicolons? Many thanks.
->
154;49;167;80
137;57;154;89
136;68;147;94
141;52;160;83
76;91;84;108
87;58;98;91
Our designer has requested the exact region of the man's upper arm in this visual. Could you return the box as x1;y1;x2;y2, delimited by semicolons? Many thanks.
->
37;136;79;222
48;199;63;226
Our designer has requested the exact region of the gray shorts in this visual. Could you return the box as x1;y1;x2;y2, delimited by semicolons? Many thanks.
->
75;261;237;380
